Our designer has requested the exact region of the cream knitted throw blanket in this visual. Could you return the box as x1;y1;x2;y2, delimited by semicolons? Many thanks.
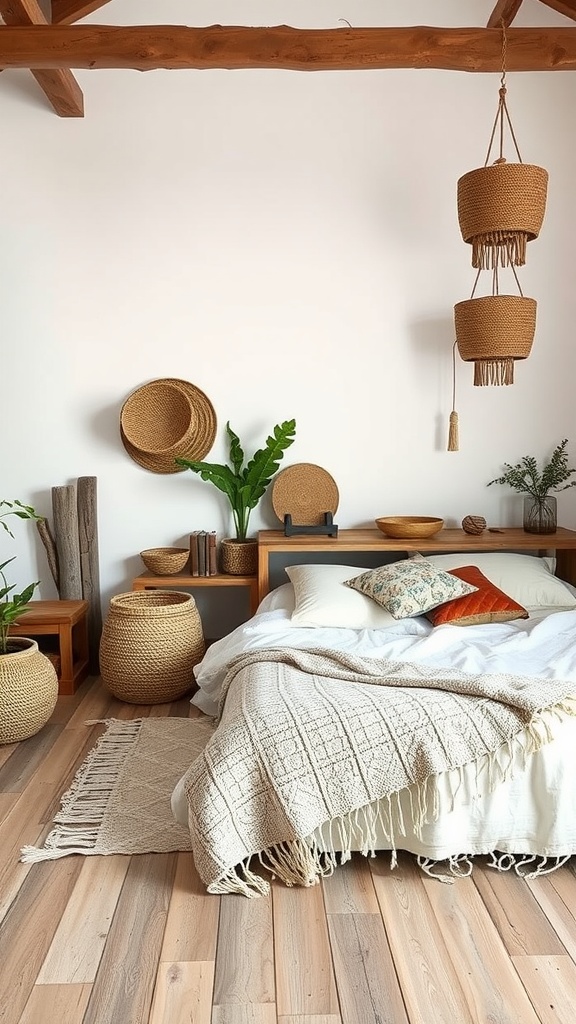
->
182;648;576;896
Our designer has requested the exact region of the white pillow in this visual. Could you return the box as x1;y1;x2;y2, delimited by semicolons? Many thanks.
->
422;553;576;611
285;563;397;629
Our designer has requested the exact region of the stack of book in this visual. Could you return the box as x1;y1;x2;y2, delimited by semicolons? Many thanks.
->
189;530;218;576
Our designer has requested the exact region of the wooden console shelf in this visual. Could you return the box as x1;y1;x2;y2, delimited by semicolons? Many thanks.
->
132;571;260;617
9;599;89;695
257;527;576;601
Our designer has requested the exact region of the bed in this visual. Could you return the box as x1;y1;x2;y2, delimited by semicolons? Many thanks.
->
172;533;576;896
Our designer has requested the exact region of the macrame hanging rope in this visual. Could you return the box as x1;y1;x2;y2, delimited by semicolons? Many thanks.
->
471;27;528;271
450;20;545;443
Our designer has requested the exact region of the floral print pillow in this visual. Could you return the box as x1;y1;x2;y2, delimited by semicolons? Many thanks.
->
344;559;478;619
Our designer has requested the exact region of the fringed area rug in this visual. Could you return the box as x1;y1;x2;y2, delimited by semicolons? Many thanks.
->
20;717;215;863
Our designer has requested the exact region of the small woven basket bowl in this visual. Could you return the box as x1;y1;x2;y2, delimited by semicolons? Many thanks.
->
140;547;189;575
375;516;444;539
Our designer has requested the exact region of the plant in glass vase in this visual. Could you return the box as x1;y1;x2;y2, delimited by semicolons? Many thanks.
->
487;439;576;534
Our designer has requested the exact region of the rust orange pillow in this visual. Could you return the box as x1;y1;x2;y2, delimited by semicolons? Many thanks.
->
427;565;529;627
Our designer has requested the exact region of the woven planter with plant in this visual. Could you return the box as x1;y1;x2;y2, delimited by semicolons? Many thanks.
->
0;638;58;744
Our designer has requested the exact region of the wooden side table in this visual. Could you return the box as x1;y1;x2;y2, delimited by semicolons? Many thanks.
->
9;599;90;695
131;571;260;618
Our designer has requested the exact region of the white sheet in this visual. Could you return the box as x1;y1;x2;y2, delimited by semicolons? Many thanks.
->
177;584;576;867
192;583;576;717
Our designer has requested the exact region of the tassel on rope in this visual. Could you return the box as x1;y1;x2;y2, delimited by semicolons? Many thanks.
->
447;340;459;451
448;411;459;452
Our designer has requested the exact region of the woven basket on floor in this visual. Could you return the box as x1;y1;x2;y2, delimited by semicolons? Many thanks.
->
0;639;59;744
457;163;548;269
99;591;205;704
454;294;536;386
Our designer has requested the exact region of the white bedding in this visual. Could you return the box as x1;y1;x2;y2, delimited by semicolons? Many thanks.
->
174;583;576;871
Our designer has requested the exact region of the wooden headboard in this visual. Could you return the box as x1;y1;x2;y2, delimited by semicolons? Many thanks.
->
257;527;576;602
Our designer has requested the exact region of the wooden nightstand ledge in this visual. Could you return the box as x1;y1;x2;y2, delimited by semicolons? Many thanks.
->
132;571;260;617
9;599;89;695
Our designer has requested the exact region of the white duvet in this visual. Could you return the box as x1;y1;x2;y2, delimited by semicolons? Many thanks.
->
176;585;576;868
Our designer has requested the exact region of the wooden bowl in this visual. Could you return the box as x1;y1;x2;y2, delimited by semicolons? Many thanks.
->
140;547;189;575
375;516;444;539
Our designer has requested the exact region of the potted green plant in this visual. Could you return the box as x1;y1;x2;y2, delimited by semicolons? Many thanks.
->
0;499;58;744
0;500;42;655
487;438;576;534
176;419;296;574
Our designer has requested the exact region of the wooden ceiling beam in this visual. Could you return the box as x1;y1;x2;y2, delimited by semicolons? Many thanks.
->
0;25;575;72
487;1;525;28
536;0;576;21
0;0;83;115
51;1;113;25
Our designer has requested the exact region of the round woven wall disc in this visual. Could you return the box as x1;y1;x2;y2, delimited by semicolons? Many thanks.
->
272;464;339;526
120;378;217;474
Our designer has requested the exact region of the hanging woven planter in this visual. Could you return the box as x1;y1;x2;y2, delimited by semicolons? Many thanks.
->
454;294;536;386
456;24;548;271
457;161;548;270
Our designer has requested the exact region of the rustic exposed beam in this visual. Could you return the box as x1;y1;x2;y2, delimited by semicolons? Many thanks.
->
0;25;575;72
537;0;576;21
51;1;113;25
487;1;525;28
0;0;83;115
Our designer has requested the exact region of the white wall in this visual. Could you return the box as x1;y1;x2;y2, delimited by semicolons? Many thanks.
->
3;0;576;628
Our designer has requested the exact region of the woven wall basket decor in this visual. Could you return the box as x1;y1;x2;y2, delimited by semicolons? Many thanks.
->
120;378;217;474
454;294;536;386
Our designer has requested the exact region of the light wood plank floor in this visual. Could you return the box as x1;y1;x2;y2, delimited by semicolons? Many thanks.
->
1;676;575;1024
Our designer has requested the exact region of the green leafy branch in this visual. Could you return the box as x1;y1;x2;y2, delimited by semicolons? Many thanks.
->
487;439;576;501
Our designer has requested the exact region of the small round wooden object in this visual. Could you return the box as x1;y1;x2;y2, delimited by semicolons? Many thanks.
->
462;515;487;535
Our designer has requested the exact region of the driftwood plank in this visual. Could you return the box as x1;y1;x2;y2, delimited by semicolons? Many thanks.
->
52;485;82;601
77;476;102;673
36;517;60;593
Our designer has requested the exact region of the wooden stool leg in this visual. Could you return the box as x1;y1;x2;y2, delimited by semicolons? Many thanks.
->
58;623;75;695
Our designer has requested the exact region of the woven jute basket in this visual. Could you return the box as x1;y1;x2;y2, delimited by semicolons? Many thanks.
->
121;381;195;456
99;591;205;704
220;539;258;576
454;294;537;386
140;547;189;575
120;378;217;474
0;638;59;744
457;163;548;269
